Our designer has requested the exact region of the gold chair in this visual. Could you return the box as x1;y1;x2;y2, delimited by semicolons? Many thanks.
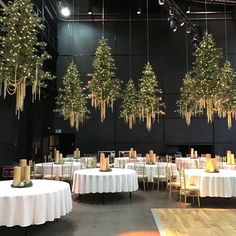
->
42;163;56;180
134;162;148;191
153;166;167;190
118;159;126;168
194;159;199;169
2;165;15;179
179;169;200;207
166;166;180;199
31;162;43;179
60;163;73;183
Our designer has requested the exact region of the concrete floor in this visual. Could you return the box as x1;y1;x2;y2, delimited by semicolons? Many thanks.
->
1;186;236;236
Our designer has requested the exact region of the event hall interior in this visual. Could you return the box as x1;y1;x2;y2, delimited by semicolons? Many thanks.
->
1;0;236;235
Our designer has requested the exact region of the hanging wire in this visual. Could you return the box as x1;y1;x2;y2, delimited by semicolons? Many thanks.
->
102;0;105;36
146;0;149;63
205;0;208;33
72;0;75;62
129;0;132;79
186;31;189;73
224;4;228;61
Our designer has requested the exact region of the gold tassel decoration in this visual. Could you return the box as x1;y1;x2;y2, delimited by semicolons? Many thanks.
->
227;111;232;129
69;112;75;128
75;113;79;131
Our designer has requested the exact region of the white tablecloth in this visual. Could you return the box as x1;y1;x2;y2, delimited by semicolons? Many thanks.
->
220;162;236;170
114;157;146;168
185;169;236;197
35;162;81;179
0;179;72;227
125;162;177;182
72;168;138;194
175;157;206;169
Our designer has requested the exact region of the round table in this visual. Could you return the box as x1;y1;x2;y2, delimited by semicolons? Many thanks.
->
114;157;146;168
35;162;81;180
72;168;138;194
0;179;72;227
185;169;236;197
125;162;177;182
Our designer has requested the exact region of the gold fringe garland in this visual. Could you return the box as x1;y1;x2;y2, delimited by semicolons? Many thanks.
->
69;112;75;128
15;78;26;119
75;113;79;131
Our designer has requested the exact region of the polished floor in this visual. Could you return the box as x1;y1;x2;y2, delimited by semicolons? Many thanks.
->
1;185;236;236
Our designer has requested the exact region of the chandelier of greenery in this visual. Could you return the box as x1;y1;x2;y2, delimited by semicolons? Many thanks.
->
0;0;53;118
177;73;198;126
178;33;236;128
88;36;121;122
138;62;165;131
178;33;219;124
55;62;89;131
120;79;138;129
215;61;236;128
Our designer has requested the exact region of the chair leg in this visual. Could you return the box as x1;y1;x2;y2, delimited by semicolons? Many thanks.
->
197;193;200;207
143;181;145;191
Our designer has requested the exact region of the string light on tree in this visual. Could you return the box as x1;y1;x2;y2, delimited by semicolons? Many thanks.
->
88;37;121;122
55;62;89;131
0;0;53;118
138;62;165;131
120;79;138;129
215;61;236;129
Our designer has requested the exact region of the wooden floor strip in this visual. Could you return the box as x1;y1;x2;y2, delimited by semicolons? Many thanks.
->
151;208;236;236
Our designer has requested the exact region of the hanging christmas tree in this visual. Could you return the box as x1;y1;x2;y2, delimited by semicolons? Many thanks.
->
55;62;89;131
120;79;138;129
215;61;236;128
88;36;121;122
177;73;198;126
138;62;165;131
0;0;53;118
192;33;222;123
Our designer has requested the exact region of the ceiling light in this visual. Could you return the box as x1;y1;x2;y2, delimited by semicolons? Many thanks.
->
158;0;165;5
61;7;70;17
137;8;141;14
186;5;191;14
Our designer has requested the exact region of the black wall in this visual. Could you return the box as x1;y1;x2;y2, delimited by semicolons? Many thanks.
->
54;14;236;156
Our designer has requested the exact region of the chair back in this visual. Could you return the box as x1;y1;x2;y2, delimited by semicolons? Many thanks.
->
134;162;146;177
179;169;186;190
61;163;73;179
42;163;54;179
118;159;126;168
2;165;15;179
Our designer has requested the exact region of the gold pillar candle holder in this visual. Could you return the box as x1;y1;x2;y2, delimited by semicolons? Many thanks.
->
190;148;194;158
146;154;150;164
19;159;27;181
231;154;235;165
227;150;232;164
24;166;31;183
12;167;21;187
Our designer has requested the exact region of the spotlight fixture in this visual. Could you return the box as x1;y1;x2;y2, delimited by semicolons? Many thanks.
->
137;0;141;15
186;26;191;34
158;0;165;5
186;5;190;14
88;7;93;15
88;0;93;15
180;19;185;27
192;35;199;49
61;6;70;17
137;7;141;14
168;15;177;32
